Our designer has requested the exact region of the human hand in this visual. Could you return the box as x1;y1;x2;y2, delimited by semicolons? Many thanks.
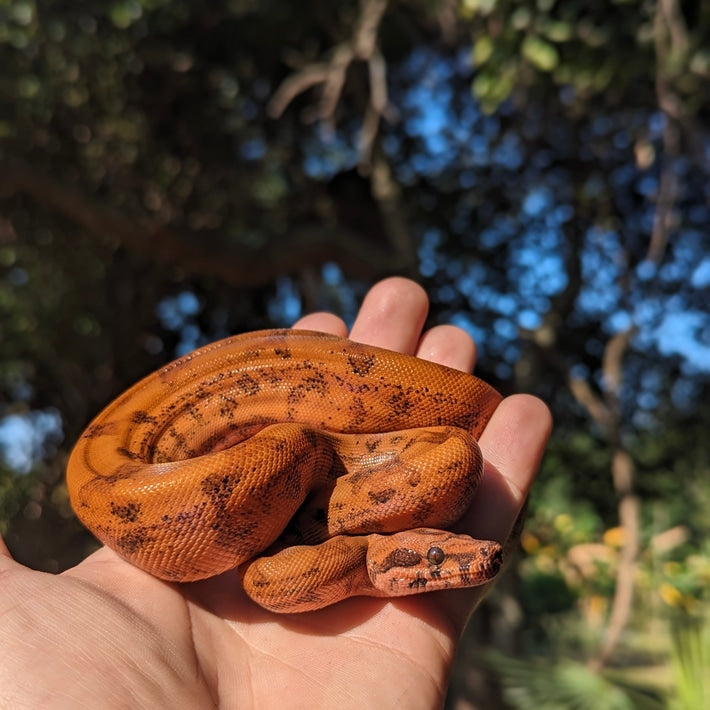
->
0;277;551;709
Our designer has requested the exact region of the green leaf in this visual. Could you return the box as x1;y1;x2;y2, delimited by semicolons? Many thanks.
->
17;74;40;98
544;21;573;42
109;1;143;29
472;36;494;66
669;619;710;710
486;653;665;710
10;1;34;26
511;7;532;30
690;50;710;77
521;35;559;72
461;0;498;18
472;64;516;112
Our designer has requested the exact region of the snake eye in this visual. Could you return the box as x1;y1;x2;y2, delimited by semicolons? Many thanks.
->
427;546;445;565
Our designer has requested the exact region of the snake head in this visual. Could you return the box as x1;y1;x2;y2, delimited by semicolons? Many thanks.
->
367;528;503;595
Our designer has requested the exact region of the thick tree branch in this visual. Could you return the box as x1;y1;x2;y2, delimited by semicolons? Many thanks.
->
570;327;640;672
648;0;689;265
266;0;414;273
369;149;416;273
268;0;392;168
0;157;402;286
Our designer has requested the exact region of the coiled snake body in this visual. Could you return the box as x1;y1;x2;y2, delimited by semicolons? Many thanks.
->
67;330;503;613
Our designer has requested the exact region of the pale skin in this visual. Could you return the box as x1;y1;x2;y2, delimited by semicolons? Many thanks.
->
0;277;552;709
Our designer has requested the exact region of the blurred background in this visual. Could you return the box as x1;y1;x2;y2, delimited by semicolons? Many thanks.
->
1;1;709;707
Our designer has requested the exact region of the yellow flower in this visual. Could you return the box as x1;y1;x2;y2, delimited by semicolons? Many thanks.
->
520;531;540;554
554;513;573;534
583;594;608;627
659;583;684;607
603;527;625;548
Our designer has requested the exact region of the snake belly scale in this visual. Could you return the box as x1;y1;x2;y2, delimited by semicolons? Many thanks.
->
66;329;504;613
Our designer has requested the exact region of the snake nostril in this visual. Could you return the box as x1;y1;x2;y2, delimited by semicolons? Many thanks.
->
427;546;446;565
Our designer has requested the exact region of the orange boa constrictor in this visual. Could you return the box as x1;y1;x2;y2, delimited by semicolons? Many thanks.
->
67;329;503;613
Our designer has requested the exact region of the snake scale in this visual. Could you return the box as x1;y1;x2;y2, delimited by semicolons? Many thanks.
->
66;329;503;612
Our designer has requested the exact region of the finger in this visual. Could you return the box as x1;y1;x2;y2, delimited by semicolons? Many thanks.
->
292;312;348;337
476;394;552;527
415;324;477;373
447;394;552;626
348;277;429;353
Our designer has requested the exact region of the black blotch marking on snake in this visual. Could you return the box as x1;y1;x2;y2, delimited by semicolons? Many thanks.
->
374;547;422;572
130;411;158;425
116;446;143;462
388;388;414;417
116;527;154;554
110;501;142;523
201;472;242;507
236;373;261;396
368;487;397;505
210;517;260;546
348;353;375;377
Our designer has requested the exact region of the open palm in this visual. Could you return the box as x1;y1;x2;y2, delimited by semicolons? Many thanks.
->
0;278;551;709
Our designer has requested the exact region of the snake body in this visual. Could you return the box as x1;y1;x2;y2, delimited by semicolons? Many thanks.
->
67;329;503;612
